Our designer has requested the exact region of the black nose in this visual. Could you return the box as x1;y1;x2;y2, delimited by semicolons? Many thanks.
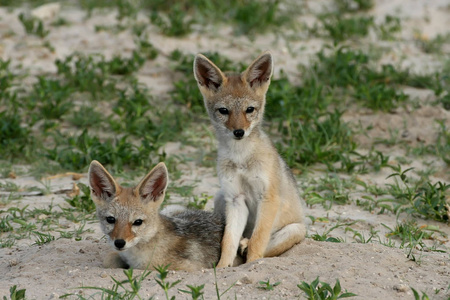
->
114;239;126;249
233;129;245;138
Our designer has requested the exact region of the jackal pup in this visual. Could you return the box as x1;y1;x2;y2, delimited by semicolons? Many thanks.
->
193;52;306;267
88;160;224;271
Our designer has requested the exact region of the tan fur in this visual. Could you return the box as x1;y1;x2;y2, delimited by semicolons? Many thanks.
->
194;52;307;267
89;161;225;271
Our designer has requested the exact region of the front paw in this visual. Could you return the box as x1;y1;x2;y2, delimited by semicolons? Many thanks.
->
246;242;263;263
246;253;263;263
216;258;233;268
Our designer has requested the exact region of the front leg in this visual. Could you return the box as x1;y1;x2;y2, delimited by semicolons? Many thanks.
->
246;187;280;263
217;194;249;268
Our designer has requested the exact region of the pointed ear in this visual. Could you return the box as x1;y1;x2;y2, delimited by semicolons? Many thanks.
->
194;54;226;92
243;52;273;89
136;162;168;204
88;161;119;202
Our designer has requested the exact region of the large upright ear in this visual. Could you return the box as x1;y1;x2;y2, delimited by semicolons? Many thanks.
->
88;160;119;202
243;51;273;89
194;54;226;92
136;162;168;204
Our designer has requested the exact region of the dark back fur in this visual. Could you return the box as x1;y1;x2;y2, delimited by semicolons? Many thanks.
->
162;209;225;267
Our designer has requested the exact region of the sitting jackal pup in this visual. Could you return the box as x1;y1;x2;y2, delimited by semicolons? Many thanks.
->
88;160;223;271
193;52;306;267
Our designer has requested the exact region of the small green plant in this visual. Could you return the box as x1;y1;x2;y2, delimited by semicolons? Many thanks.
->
150;4;193;37
376;15;402;40
50;17;70;27
61;267;153;299
353;83;408;111
154;264;181;300
187;193;211;210
45;129;161;172
335;0;374;12
143;0;293;37
298;277;357;299
115;0;139;21
170;184;195;199
411;287;430;300
136;39;159;60
309;221;355;243
0;216;13;233
179;284;205;300
18;13;49;38
105;51;146;75
319;14;374;42
213;265;236;300
55;53;117;99
30;77;72;120
231;0;289;36
382;220;443;246
0;111;34;161
65;183;95;214
3;285;26;300
415;32;450;54
382;220;446;263
345;226;379;244
281;110;356;168
436;121;450;164
32;231;55;245
258;279;281;291
0;238;16;248
109;83;155;136
386;166;450;222
67;105;104;128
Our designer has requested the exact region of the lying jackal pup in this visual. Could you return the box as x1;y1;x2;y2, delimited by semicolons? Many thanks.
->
194;52;307;267
88;160;223;271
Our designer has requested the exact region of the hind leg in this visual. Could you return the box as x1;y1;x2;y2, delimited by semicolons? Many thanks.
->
264;223;306;257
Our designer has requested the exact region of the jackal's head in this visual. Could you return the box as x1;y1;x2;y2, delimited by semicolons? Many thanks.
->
88;161;168;251
194;52;273;140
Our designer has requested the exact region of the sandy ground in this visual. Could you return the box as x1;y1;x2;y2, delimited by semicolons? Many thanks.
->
0;1;449;299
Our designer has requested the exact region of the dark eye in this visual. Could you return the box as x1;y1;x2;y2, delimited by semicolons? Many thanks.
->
133;219;143;226
218;108;229;115
246;107;255;113
106;216;115;224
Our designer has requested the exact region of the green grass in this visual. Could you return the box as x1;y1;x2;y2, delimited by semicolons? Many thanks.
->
3;285;26;300
319;14;374;43
150;4;193;37
335;0;374;12
415;32;450;54
145;0;296;37
308;221;355;243
18;13;49;38
58;264;237;299
280;110;357;168
258;279;281;291
298;277;357;299
64;183;95;213
386;166;449;222
79;0;297;37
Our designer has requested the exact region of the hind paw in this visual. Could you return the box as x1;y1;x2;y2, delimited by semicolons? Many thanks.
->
238;237;249;257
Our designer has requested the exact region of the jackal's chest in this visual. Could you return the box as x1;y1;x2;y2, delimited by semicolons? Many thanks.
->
218;158;267;200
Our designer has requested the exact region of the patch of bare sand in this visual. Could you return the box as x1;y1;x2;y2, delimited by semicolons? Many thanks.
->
1;238;448;299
